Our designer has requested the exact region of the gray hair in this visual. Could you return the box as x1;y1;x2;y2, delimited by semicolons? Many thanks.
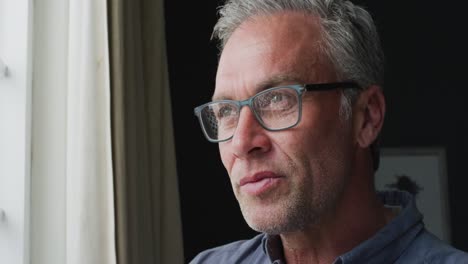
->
212;0;384;170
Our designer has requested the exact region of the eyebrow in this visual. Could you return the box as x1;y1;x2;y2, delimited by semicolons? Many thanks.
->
212;72;303;101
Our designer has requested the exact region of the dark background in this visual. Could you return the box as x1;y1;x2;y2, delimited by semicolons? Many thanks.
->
164;1;468;262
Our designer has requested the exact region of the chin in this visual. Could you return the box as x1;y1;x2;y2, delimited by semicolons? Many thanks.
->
241;206;303;235
246;217;301;235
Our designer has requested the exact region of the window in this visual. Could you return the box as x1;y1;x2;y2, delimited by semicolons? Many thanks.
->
0;1;33;264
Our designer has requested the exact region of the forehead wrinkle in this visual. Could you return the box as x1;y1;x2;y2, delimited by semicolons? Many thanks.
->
212;53;324;101
213;12;332;101
212;76;248;101
256;72;303;89
272;40;325;83
213;39;271;101
212;71;304;102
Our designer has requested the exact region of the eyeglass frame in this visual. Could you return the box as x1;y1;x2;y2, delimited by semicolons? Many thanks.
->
194;81;362;143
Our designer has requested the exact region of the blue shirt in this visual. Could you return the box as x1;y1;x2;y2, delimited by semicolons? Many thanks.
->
190;191;468;263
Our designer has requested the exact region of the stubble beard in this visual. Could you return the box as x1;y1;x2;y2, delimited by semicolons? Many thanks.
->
237;156;346;235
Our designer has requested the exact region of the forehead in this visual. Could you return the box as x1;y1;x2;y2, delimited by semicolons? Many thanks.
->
214;11;336;100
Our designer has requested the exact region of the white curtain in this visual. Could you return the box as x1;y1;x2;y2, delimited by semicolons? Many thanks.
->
31;0;115;263
65;0;115;263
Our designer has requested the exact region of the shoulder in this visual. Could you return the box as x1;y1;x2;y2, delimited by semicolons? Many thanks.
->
189;233;267;264
400;230;468;263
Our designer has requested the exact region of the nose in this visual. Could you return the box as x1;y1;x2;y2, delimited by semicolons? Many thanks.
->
230;106;272;159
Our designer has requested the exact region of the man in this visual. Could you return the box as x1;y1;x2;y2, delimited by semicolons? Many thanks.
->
192;0;468;263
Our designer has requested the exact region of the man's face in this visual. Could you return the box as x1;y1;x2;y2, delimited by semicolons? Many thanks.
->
214;12;356;234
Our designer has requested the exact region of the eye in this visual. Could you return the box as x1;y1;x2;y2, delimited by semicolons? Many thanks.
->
216;104;236;118
270;93;284;103
257;89;295;109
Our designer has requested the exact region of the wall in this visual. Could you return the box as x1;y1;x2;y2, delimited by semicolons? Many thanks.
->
373;0;468;250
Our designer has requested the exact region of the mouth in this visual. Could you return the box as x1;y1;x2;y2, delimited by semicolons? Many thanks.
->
239;171;284;196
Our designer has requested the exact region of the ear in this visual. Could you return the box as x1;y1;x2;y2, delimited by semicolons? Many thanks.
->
354;85;386;148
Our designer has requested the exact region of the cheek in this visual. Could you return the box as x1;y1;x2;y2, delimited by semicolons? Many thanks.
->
283;114;349;172
218;143;234;173
277;125;319;156
271;131;311;174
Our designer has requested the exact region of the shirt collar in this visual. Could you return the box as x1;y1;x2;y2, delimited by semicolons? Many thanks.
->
336;191;423;263
261;191;423;264
262;233;284;263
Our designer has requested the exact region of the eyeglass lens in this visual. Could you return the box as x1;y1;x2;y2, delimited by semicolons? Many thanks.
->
199;87;300;141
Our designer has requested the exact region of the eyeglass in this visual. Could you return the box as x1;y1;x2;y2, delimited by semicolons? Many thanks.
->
194;82;362;143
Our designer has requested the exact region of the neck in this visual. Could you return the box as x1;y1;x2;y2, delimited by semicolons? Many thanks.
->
280;158;395;264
